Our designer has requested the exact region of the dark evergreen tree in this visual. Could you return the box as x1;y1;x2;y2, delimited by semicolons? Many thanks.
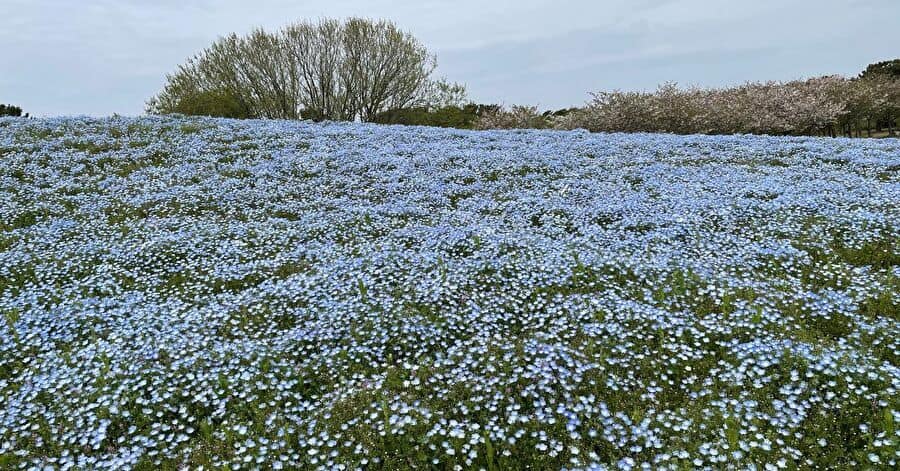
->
0;104;24;117
860;59;900;80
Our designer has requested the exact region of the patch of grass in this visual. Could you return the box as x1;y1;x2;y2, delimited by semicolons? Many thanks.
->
221;168;252;179
111;150;170;177
0;209;46;232
271;209;300;221
859;276;899;322
64;139;120;154
761;157;790;167
832;237;899;269
0;234;16;251
271;260;311;279
104;201;154;224
180;123;206;134
805;311;855;340
792;220;899;271
0;263;37;297
17;127;55;141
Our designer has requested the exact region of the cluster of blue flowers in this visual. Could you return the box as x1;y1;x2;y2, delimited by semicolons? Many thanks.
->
0;116;897;469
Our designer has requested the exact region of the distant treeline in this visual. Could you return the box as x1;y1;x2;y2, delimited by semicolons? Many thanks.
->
480;59;900;138
148;17;899;139
161;57;899;138
371;105;577;130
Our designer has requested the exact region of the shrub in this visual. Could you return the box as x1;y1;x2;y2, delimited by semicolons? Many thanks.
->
372;104;499;129
165;89;252;119
473;105;553;130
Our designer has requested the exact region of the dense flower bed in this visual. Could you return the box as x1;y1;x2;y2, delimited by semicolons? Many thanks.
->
0;116;898;469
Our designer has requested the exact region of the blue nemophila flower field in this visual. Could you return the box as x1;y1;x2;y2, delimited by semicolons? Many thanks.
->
0;116;898;470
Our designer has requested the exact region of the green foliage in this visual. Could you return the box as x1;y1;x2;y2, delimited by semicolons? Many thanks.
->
0;104;26;118
371;104;500;129
155;89;253;119
860;59;900;80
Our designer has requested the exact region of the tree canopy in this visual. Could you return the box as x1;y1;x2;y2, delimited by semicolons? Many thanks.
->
148;18;454;122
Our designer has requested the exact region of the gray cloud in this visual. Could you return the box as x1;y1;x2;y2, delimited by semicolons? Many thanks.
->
2;0;898;116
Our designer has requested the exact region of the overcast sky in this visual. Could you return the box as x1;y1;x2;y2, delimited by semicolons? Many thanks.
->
3;0;899;117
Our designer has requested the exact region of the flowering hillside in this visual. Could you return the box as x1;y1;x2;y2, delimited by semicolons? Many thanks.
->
0;116;898;469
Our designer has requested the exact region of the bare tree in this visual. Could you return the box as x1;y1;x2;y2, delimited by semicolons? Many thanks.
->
554;76;880;137
148;18;441;122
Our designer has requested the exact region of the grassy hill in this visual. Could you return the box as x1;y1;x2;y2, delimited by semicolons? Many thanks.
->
0;116;898;469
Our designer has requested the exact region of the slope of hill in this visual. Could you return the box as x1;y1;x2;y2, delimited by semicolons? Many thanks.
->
1;116;898;469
